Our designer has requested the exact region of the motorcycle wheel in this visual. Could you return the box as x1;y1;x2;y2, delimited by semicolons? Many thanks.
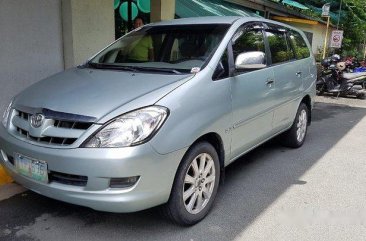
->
356;92;365;99
316;85;325;95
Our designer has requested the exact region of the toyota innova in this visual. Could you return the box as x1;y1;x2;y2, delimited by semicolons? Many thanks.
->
0;17;316;225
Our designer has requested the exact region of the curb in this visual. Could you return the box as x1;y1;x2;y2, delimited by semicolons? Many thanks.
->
0;165;13;185
0;183;25;201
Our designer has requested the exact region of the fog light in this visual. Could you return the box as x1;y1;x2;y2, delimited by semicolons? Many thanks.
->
109;176;140;188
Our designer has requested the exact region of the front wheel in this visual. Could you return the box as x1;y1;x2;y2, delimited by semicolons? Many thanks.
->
162;142;220;226
316;84;325;95
280;103;309;148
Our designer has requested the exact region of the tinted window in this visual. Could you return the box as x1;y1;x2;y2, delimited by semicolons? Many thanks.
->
288;30;311;60
212;49;229;80
266;30;293;64
232;29;265;62
90;24;230;73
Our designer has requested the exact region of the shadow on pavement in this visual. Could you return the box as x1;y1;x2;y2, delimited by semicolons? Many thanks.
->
1;102;366;241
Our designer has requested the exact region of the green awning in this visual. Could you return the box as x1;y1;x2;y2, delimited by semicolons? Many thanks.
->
282;0;309;10
176;0;262;18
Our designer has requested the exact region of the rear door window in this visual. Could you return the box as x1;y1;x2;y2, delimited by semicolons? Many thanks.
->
265;29;294;64
288;30;311;60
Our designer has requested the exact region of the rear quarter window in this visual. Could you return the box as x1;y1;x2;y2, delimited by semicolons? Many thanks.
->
288;30;311;60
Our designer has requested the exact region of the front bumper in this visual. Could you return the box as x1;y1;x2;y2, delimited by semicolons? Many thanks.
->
0;125;186;212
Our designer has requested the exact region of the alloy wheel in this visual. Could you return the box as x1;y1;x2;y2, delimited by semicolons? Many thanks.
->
182;153;216;214
296;109;307;143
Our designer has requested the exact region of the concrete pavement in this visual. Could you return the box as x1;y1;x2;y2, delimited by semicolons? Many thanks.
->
1;96;366;241
0;183;25;202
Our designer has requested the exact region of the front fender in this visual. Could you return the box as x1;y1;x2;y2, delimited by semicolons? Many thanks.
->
150;69;232;162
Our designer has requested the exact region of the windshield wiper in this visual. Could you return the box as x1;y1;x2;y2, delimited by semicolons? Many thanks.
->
86;63;137;72
131;67;185;74
85;63;188;74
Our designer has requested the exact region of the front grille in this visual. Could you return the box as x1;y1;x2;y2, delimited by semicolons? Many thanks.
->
53;120;92;130
11;109;94;146
49;171;88;186
16;127;77;145
18;111;30;121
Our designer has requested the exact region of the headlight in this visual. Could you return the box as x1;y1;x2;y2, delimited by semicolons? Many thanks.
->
82;106;168;148
2;99;13;128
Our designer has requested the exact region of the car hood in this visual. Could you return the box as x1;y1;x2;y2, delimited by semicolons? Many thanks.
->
14;68;193;121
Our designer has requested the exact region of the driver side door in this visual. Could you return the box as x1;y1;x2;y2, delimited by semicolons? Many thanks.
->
229;23;276;160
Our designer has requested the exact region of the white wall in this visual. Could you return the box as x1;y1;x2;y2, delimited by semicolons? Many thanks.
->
62;0;115;68
0;0;64;113
151;0;176;22
0;0;115;114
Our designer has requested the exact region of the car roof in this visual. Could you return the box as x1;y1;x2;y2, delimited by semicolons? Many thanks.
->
146;16;305;37
148;16;246;25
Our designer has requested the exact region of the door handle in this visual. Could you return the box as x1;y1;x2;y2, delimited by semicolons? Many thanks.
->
296;71;302;77
266;79;274;85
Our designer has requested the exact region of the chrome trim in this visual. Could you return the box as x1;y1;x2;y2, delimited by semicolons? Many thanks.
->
15;105;97;123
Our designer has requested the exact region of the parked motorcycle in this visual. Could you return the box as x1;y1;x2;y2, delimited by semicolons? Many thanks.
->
344;57;361;73
354;66;366;73
316;56;366;99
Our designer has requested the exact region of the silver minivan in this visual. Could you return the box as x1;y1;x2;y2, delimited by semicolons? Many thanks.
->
0;17;316;225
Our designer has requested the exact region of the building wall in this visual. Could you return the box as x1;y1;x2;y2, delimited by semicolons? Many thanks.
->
0;0;115;114
62;0;115;68
0;0;64;113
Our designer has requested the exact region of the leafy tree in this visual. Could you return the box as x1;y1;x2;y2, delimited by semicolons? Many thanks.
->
271;0;366;58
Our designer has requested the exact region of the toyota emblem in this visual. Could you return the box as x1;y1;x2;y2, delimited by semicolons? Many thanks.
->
30;114;45;128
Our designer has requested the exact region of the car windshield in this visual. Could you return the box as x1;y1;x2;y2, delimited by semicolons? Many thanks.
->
88;24;230;74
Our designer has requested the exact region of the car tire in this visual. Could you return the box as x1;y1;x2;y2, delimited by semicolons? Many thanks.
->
162;142;220;226
280;103;309;148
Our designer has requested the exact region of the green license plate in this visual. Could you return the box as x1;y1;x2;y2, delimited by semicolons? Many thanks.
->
15;153;48;183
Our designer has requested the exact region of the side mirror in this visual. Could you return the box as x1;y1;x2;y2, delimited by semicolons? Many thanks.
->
235;51;266;70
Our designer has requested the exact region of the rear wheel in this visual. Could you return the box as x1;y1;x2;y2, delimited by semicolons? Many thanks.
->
162;142;220;226
280;103;309;148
